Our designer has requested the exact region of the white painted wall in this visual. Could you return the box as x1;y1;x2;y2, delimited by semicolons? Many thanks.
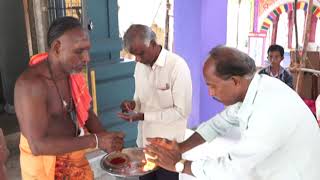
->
117;0;166;37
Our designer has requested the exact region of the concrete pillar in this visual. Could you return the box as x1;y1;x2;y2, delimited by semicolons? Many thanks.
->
174;0;227;127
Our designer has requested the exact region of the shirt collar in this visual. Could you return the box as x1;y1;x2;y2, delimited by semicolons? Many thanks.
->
152;48;167;70
267;66;285;77
237;73;262;124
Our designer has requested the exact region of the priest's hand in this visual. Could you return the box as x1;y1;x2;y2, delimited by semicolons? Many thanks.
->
97;131;125;153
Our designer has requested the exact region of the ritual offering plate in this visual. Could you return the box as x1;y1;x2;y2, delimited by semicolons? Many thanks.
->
104;151;130;169
101;147;158;178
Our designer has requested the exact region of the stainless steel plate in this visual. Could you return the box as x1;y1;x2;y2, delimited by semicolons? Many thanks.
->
100;147;158;178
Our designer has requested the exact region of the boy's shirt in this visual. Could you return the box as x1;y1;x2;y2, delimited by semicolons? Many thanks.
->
259;65;293;88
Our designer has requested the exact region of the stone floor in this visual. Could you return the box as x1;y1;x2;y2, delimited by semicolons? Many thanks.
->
6;150;20;180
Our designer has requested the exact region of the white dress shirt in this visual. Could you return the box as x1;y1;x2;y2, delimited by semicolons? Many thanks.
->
192;74;320;180
133;48;192;147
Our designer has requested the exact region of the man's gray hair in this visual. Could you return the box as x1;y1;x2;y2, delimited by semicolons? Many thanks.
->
123;24;156;51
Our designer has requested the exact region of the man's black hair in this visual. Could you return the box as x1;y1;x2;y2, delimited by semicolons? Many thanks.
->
267;44;284;57
47;16;82;48
208;46;256;80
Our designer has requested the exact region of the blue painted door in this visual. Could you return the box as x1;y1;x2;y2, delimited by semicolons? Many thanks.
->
83;0;137;147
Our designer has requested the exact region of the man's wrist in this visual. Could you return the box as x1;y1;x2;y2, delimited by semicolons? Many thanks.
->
182;160;193;175
90;134;98;149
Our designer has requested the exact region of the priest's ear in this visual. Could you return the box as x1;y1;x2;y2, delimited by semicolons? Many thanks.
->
50;39;62;55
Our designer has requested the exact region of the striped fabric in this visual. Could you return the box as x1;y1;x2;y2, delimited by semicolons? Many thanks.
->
260;2;320;33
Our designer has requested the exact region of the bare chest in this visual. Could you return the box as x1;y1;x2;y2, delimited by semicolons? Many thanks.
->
45;79;77;137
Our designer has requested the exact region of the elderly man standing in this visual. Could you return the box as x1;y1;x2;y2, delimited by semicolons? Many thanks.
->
146;46;320;180
117;24;192;180
14;17;124;180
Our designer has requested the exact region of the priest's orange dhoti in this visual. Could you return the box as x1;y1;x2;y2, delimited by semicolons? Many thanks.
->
20;134;93;180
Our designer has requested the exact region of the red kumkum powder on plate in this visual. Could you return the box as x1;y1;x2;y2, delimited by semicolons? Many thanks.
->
110;157;126;165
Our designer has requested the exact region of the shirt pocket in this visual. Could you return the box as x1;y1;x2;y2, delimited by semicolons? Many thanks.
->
156;89;173;108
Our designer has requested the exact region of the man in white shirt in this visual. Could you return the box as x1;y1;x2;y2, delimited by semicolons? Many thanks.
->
145;46;320;180
117;24;192;180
